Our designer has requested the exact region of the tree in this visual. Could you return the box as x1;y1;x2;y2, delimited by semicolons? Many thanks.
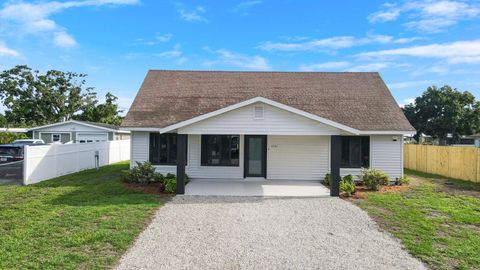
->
402;85;480;145
74;92;124;126
0;65;124;127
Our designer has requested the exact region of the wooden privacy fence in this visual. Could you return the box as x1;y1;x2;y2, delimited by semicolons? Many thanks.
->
404;144;480;182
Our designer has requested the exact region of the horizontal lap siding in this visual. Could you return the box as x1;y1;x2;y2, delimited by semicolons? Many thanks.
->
371;135;403;179
267;136;329;180
178;102;341;135
130;131;149;168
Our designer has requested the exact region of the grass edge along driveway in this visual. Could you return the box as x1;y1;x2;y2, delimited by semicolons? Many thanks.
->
356;169;480;270
0;161;162;270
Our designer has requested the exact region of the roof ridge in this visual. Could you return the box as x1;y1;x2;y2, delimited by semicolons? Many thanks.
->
147;69;379;74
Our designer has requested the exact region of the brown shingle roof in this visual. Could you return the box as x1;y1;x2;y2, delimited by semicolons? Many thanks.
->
122;70;414;131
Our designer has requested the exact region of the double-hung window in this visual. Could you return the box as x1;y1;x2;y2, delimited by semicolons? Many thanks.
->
201;135;240;166
149;133;187;165
340;136;370;168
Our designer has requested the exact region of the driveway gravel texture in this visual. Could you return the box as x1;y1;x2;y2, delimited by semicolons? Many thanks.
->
116;196;427;270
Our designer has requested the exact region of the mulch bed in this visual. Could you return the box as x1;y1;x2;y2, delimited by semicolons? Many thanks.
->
340;184;410;200
124;182;175;197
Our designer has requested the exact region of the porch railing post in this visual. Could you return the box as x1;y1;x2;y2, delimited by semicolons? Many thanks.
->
176;134;187;194
330;135;341;197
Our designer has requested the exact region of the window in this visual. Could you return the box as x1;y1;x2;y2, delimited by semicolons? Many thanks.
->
149;133;187;165
340;136;370;168
253;105;264;120
52;134;61;142
201;135;240;166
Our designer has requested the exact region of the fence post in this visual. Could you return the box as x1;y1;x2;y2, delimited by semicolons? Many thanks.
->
23;145;28;185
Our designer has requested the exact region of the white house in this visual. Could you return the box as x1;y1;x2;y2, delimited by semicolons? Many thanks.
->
121;70;415;196
29;120;130;143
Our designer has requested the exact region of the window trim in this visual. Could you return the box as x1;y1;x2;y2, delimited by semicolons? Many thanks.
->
51;133;61;142
201;134;240;167
340;136;370;168
149;133;187;166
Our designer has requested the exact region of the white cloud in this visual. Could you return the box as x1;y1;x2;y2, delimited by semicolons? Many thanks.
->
53;31;77;48
156;44;182;58
134;34;173;45
299;61;350;71
0;41;20;57
258;34;419;52
346;62;391;72
369;0;480;32
0;0;138;47
178;6;208;22
205;49;271;70
388;80;431;89
398;98;416;107
358;40;480;64
233;1;263;13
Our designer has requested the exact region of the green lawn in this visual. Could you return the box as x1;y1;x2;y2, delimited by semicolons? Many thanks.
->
0;161;162;270
357;170;480;270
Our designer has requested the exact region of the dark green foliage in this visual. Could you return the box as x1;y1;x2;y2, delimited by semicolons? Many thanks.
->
402;85;480;144
397;176;410;186
340;174;355;196
360;168;390;191
0;131;28;144
324;173;331;186
0;65;123;127
123;161;163;184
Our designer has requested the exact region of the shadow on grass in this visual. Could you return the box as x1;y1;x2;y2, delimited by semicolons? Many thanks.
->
405;168;480;192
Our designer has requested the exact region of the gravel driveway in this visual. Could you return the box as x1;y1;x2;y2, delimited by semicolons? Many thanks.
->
116;196;426;270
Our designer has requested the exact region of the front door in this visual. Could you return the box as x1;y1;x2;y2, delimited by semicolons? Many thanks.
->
244;135;267;178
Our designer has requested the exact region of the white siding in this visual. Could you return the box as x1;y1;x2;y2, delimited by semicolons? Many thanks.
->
178;102;345;135
371;135;403;179
340;168;362;179
130;131;150;168
267;136;330;180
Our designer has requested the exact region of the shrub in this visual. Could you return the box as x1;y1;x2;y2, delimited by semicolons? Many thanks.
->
324;173;331;186
164;178;177;193
161;174;190;193
340;175;355;197
397;176;410;186
360;168;390;191
123;161;163;184
0;131;28;144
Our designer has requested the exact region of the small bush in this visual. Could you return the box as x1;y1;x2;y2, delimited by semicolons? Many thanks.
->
360;168;390;191
340;175;355;197
324;173;331;186
123;161;163;184
397;176;410;186
0;131;28;144
164;178;177;193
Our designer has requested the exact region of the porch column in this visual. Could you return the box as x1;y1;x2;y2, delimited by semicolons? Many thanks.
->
176;134;187;194
330;135;341;197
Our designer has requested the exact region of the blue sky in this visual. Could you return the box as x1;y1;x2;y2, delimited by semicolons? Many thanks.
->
1;0;480;112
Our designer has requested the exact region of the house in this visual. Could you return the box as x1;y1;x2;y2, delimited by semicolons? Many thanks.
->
29;120;130;143
471;133;480;148
121;70;415;196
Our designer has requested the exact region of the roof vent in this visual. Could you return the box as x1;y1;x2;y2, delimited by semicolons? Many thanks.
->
253;105;264;120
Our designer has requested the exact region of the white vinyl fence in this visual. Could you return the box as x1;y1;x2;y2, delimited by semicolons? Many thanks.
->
23;140;130;185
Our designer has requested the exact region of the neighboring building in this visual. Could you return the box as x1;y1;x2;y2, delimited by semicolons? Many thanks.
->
29;120;130;143
0;128;29;133
471;133;480;148
121;70;415;196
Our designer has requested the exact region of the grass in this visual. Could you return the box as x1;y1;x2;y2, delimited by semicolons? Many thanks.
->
357;170;480;270
0;161;162;270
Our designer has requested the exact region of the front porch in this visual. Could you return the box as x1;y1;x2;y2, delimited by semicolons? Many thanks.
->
184;179;331;197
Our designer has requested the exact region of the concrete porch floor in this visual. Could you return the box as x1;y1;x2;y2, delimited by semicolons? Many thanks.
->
184;179;330;197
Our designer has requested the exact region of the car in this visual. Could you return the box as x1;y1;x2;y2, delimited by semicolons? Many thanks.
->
0;144;24;178
11;139;45;146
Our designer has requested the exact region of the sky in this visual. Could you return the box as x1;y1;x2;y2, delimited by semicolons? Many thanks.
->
1;0;480;112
